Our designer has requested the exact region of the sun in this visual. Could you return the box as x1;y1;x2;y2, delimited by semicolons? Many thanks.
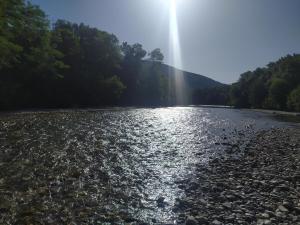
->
161;0;178;8
169;0;178;6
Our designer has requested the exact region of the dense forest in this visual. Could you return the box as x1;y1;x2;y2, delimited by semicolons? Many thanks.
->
230;54;300;112
0;0;299;111
0;0;222;110
0;0;159;109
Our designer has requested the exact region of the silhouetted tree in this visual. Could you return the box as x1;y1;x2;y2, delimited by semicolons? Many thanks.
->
119;42;147;105
230;54;300;111
287;86;300;112
193;86;229;105
268;78;290;109
0;0;65;109
149;48;164;62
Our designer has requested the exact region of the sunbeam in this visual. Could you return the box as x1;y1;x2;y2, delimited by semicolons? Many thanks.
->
168;0;187;105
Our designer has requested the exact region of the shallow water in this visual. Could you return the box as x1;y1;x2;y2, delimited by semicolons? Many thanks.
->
0;107;291;224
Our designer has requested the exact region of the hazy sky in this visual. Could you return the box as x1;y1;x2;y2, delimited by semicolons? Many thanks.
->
29;0;300;83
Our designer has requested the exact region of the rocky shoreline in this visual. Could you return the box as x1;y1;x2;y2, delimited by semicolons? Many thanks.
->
175;128;300;225
0;117;299;225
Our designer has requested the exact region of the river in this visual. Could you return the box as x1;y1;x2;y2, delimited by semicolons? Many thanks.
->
0;107;292;224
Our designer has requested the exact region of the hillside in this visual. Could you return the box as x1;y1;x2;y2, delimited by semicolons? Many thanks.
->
158;63;223;90
0;0;226;109
119;61;226;106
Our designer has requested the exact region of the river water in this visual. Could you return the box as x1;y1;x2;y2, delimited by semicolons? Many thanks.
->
0;107;291;224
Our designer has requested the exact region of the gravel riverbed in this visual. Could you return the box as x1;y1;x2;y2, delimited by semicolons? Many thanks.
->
0;109;299;225
175;128;300;225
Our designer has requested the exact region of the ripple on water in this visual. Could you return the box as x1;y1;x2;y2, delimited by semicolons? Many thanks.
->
0;107;289;224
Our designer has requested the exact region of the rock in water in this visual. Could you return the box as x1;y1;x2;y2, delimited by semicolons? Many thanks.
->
212;219;222;225
195;215;209;224
157;196;166;208
185;216;198;225
278;205;289;212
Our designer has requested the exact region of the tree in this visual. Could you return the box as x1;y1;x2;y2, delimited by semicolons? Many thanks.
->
275;54;300;87
51;20;123;107
229;71;252;108
121;42;147;60
0;0;66;109
119;42;147;105
287;86;300;112
149;48;164;62
268;78;290;110
0;0;23;69
229;54;300;110
193;86;229;105
248;79;268;108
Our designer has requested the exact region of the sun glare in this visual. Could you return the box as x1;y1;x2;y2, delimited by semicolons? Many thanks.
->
161;0;180;9
168;0;187;104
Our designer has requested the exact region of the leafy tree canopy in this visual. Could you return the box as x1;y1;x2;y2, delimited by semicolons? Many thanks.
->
149;48;164;62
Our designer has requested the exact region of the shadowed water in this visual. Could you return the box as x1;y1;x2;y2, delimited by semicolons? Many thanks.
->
0;107;289;224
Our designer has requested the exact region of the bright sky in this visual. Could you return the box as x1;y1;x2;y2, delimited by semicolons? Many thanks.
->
30;0;300;84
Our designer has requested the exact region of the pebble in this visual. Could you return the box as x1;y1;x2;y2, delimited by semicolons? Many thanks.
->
278;205;289;212
211;219;222;225
173;128;300;225
185;216;198;225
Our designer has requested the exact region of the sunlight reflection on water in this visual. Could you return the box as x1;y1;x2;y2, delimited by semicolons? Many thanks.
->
0;107;289;224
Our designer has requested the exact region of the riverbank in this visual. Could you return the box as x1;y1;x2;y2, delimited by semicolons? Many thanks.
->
252;109;300;116
0;109;298;225
250;109;300;124
251;109;300;120
175;128;300;225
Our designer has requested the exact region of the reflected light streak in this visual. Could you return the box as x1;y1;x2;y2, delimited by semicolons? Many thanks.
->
169;0;187;105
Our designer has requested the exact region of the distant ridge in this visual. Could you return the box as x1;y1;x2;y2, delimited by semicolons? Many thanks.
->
142;61;224;90
160;63;224;90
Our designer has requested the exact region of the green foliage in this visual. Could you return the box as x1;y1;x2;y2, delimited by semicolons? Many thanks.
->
229;72;252;108
230;54;300;111
193;85;229;105
119;42;169;106
248;79;267;108
50;20;123;106
121;42;147;61
0;37;22;69
149;48;164;62
0;0;173;109
0;0;23;69
287;86;300;112
104;76;126;98
0;0;67;109
268;78;290;109
137;61;168;105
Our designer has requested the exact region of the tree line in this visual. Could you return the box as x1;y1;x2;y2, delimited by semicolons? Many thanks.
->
229;54;300;112
1;0;299;111
192;54;300;112
0;0;168;110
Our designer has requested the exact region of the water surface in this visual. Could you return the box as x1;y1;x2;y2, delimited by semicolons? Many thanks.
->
0;107;290;224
